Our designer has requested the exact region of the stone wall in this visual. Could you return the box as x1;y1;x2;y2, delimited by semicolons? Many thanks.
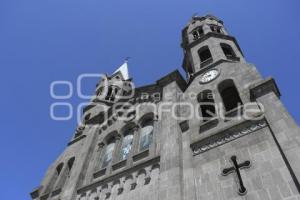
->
188;124;300;200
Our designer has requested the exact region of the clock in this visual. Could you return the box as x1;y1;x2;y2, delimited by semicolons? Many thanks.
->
199;69;220;84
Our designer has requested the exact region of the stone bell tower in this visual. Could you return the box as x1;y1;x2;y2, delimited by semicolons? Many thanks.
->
82;61;133;126
179;14;300;200
181;15;245;80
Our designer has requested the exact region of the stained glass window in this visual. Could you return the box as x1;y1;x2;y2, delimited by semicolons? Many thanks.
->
101;142;115;168
139;125;153;152
119;134;134;160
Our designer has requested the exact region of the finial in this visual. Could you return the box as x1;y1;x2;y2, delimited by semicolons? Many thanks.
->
124;57;131;63
192;13;198;19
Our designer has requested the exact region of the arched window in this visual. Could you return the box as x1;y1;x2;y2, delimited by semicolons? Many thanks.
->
218;79;243;112
104;86;119;102
105;87;114;101
210;25;222;33
192;26;204;40
96;87;104;96
84;113;91;122
198;46;213;67
55;157;75;189
198;90;216;122
101;139;116;168
43;163;64;194
139;119;154;152
56;163;64;176
67;157;75;176
221;43;236;59
119;130;134;160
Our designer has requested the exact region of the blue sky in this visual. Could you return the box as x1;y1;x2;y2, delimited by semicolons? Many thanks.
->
1;0;300;199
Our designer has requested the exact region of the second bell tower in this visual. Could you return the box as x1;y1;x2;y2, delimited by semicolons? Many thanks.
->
181;14;245;80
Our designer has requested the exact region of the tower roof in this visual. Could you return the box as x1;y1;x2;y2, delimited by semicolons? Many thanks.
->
112;61;130;80
190;14;223;24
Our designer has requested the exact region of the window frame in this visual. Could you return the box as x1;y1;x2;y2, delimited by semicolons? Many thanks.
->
198;46;213;68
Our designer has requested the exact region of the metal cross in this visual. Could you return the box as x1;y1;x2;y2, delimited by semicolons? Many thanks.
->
222;155;251;196
124;57;131;62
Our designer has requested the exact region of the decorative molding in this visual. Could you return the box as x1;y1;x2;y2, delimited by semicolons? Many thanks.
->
68;135;86;146
133;149;149;162
112;159;127;171
74;124;85;137
78;161;159;199
250;77;281;100
192;120;267;155
182;32;244;57
78;156;160;194
93;168;107;179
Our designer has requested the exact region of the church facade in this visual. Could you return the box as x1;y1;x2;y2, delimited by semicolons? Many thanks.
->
31;15;300;200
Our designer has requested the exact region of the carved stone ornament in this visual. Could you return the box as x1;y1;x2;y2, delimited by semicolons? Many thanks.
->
192;120;267;155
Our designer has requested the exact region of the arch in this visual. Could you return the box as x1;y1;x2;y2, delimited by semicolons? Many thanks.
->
120;122;137;135
78;193;86;200
103;131;119;145
210;24;222;33
84;113;91;122
101;143;116;168
105;86;120;102
150;164;160;185
198;46;213;67
43;162;64;194
151;163;160;171
137;168;147;176
112;179;121;186
138;112;155;126
125;174;133;181
191;26;204;40
136;169;146;187
198;90;216;122
56;163;64;175
101;132;118;168
96;87;104;96
117;123;137;161
54;157;75;190
138;114;154;152
118;133;134;161
105;87;113;101
218;79;243;112
67;157;75;173
220;43;236;58
124;175;133;192
111;182;120;198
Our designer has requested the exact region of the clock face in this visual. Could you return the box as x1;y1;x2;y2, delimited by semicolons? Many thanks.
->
200;69;219;84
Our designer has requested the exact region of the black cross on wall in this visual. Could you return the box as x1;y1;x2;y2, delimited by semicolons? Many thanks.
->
222;155;251;196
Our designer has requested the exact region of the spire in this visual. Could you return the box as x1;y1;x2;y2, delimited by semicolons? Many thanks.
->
112;60;130;80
